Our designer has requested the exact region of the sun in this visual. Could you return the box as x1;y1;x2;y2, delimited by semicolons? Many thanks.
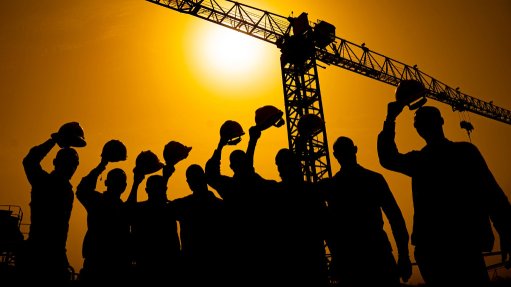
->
200;26;263;74
190;23;275;91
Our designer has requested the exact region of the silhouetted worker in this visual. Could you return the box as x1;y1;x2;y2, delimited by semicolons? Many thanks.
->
318;136;411;287
76;159;131;284
242;126;302;286
128;155;182;285
205;123;276;285
173;164;226;286
274;148;330;287
378;102;511;286
20;123;84;284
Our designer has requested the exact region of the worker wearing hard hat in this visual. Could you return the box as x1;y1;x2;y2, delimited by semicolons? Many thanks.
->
378;81;511;286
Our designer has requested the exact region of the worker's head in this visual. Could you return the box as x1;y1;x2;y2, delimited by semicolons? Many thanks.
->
145;175;167;201
414;106;444;141
275;148;302;182
105;168;127;196
186;164;207;194
333;136;357;167
229;149;248;174
53;147;79;180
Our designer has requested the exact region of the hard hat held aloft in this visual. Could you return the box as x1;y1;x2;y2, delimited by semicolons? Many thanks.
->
163;141;192;165
101;139;127;162
297;114;324;137
52;122;86;148
220;120;245;145
395;79;428;110
255;105;285;131
135;150;164;175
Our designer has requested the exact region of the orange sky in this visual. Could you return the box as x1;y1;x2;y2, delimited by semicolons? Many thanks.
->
1;0;511;284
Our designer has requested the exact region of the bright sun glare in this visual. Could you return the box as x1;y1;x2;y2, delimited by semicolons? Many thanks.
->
194;25;267;82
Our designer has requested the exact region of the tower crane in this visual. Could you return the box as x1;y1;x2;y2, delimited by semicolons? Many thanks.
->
146;0;511;183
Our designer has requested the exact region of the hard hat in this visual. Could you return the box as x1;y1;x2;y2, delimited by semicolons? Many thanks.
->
255;105;285;131
163;141;192;164
297;114;324;137
53;122;86;148
101;139;127;162
395;79;428;110
135;150;164;175
220;120;245;145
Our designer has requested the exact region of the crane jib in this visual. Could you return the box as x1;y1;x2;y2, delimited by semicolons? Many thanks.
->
146;0;511;126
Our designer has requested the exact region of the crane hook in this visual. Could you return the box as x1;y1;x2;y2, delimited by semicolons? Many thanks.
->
460;120;474;142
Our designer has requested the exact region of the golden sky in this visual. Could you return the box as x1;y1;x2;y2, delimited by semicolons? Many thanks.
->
1;0;511;284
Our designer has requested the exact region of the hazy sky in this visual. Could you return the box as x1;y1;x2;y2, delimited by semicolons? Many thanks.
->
1;0;510;284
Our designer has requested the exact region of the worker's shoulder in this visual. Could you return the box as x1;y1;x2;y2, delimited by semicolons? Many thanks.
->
450;140;480;152
357;164;384;178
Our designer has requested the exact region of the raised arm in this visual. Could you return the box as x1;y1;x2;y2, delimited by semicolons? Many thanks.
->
22;136;57;184
246;126;261;169
127;168;145;205
76;159;108;209
206;137;226;178
205;137;234;199
377;101;415;177
162;164;176;187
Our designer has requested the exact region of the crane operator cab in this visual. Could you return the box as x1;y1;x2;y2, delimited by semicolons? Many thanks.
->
314;20;335;49
279;12;335;65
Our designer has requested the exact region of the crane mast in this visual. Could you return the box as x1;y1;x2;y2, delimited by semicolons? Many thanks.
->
147;0;511;183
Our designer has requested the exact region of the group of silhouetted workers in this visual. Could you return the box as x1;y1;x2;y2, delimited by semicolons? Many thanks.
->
14;89;511;287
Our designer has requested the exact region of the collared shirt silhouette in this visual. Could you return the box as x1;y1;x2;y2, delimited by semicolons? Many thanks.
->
173;164;226;286
378;103;511;286
21;135;79;284
128;164;182;285
76;160;131;284
317;136;411;287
